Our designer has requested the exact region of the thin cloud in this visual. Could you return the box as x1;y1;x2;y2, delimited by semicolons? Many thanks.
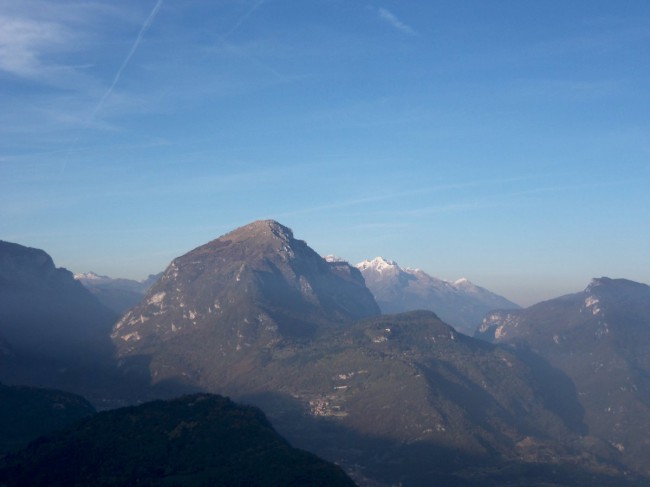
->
0;15;69;77
377;7;417;36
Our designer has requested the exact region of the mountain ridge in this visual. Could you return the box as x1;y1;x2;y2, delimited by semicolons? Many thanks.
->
356;256;520;334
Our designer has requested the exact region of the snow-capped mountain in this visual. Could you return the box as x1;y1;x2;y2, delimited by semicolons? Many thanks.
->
356;257;520;335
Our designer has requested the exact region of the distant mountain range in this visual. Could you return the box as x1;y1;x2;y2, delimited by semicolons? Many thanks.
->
74;271;161;314
356;256;520;334
110;221;644;485
2;223;650;485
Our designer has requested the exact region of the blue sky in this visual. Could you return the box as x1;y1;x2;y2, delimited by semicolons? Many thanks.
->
1;1;649;306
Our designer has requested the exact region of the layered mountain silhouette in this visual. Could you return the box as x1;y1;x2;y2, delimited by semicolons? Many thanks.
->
357;257;520;334
110;221;640;485
476;277;650;475
74;272;161;314
0;241;118;397
0;393;355;487
4;224;650;485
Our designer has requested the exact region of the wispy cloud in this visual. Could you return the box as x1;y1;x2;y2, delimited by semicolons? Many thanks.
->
377;7;417;36
0;15;71;78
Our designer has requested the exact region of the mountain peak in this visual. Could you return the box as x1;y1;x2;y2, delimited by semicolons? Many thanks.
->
113;220;380;369
74;271;109;281
586;276;649;292
356;256;400;273
225;219;294;242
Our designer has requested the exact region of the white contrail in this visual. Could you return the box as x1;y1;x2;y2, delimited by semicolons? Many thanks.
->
61;0;163;174
91;0;163;119
221;0;264;41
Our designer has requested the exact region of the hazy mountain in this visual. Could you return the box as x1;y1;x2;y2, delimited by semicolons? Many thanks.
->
0;393;355;487
0;383;95;454
476;277;650;475
357;257;520;335
0;241;118;395
74;271;162;314
110;222;638;485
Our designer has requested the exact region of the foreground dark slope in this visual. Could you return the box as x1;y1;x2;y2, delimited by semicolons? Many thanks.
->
110;221;643;485
0;393;355;487
0;241;118;398
476;277;650;475
0;383;95;454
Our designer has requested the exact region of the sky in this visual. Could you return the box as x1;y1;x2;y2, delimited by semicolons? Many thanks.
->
1;0;649;306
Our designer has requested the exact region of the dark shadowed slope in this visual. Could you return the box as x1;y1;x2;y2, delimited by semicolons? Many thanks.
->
0;383;95;454
0;393;356;487
0;241;118;397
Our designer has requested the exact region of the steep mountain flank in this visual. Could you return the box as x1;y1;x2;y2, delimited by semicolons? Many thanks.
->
476;277;650;475
0;241;118;395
